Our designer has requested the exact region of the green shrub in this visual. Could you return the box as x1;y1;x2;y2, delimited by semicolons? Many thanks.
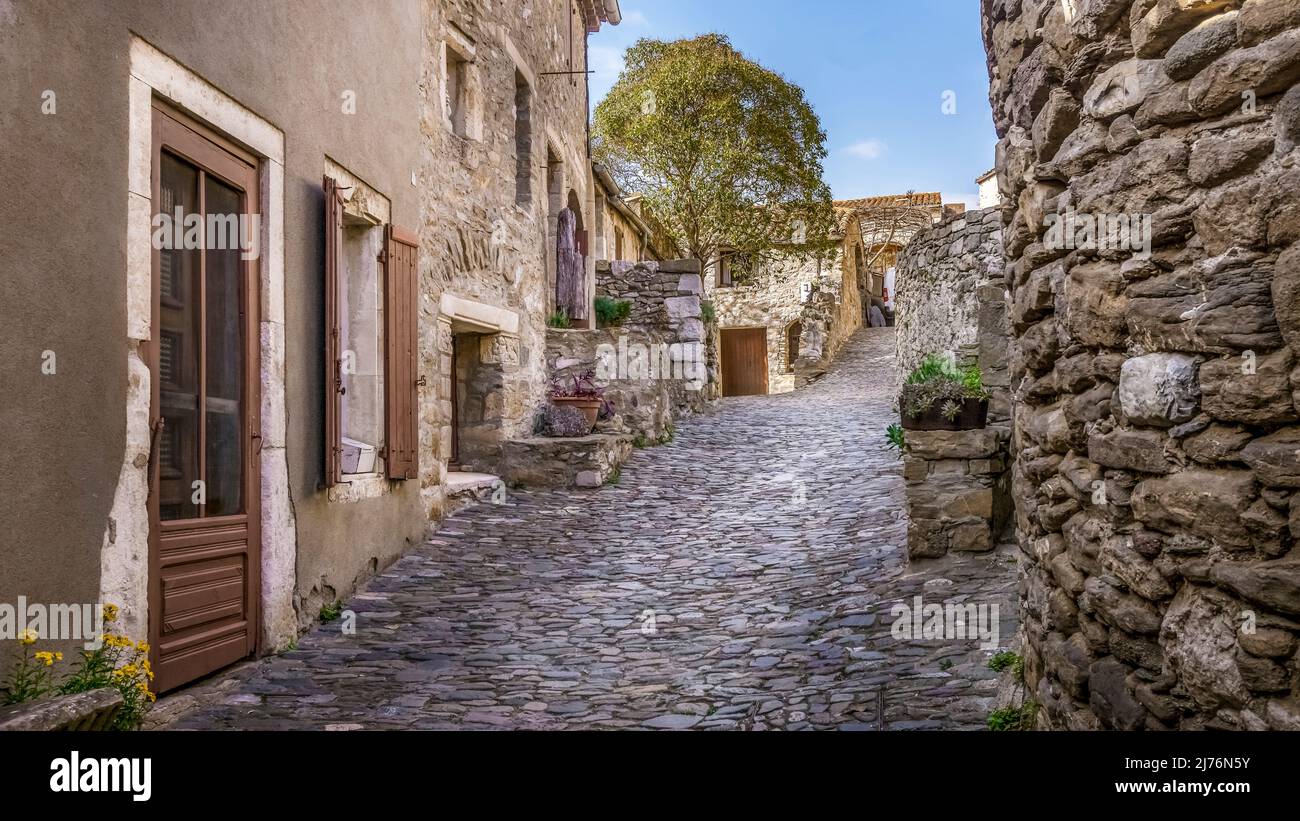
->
902;353;989;417
885;423;906;457
594;296;633;327
547;309;572;329
988;650;1024;681
987;702;1038;731
700;300;717;324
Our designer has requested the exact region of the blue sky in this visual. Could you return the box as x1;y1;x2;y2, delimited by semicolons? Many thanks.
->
589;0;998;208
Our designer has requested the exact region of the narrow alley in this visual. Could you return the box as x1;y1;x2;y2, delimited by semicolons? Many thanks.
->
157;329;1017;731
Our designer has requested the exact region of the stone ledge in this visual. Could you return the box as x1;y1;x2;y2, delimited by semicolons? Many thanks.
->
905;427;1005;459
0;688;123;731
504;434;633;489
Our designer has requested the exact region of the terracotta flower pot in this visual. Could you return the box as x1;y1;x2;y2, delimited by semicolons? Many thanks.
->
900;396;989;431
550;396;602;431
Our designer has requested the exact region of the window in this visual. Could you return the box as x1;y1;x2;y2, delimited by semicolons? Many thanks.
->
718;250;755;287
153;109;259;522
717;255;732;287
786;321;802;370
514;71;531;203
443;27;479;140
323;174;419;485
445;49;466;136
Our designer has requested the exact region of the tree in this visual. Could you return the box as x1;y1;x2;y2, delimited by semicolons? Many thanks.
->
593;34;835;269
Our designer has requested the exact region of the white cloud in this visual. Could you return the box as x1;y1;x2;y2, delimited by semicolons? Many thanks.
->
843;139;887;160
589;44;626;94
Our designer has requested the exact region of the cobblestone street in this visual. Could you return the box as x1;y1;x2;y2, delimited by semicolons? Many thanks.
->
156;328;1018;730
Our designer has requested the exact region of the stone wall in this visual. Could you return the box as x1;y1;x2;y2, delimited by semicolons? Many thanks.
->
546;325;708;442
894;207;1006;395
547;259;711;441
904;428;1014;558
597;258;706;333
984;0;1300;730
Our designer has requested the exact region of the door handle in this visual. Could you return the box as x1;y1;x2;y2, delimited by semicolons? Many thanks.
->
251;431;263;454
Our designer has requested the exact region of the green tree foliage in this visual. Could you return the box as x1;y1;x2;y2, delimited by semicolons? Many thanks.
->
593;34;835;268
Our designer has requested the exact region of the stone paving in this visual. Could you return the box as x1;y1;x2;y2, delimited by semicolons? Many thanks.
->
155;328;1018;730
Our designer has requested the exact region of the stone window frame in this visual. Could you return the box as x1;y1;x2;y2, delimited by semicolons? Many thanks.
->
323;158;396;501
442;22;482;141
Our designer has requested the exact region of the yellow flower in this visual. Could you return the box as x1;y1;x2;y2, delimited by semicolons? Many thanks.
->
34;651;56;666
54;652;63;661
135;641;150;653
102;604;119;623
19;629;38;645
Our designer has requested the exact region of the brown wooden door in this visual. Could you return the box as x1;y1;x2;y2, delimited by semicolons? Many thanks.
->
148;106;261;693
721;328;768;396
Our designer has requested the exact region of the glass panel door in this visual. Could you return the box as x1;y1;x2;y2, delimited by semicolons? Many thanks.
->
158;154;202;520
157;151;247;520
204;176;245;516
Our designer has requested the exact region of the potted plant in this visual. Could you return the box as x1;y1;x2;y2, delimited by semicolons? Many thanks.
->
549;370;606;431
899;354;990;431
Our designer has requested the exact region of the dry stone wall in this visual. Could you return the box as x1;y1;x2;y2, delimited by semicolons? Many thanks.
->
904;428;1014;558
895;207;1007;398
547;259;711;442
984;0;1300;730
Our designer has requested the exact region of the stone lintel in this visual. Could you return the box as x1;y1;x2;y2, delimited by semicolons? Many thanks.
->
440;292;520;335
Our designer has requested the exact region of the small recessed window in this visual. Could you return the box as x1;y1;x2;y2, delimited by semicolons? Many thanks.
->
514;71;532;203
445;47;468;137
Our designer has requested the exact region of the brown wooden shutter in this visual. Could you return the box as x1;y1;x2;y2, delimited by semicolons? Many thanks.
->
323;176;343;487
384;224;420;480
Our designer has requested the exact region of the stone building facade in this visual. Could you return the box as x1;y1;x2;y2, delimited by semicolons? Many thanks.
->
0;0;620;691
707;209;867;394
592;162;677;263
422;0;619;488
984;0;1300;729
